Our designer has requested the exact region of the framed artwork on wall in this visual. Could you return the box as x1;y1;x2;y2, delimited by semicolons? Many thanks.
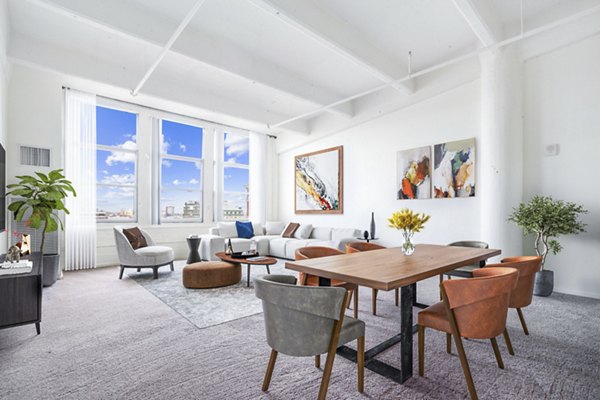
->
295;146;343;214
397;146;431;199
432;138;476;198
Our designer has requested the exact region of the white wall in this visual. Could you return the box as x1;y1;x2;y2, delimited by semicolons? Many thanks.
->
523;33;600;299
0;0;10;253
278;81;484;248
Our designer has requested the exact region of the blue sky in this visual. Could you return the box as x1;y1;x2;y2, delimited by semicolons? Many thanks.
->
96;106;250;218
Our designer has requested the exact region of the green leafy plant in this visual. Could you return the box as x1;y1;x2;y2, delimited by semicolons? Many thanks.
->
508;196;587;270
6;169;76;254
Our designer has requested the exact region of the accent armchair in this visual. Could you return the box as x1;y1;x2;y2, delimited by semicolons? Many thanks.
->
113;226;175;279
254;274;365;400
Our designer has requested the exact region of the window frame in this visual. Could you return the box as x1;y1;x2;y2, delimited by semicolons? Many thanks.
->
95;105;139;223
158;118;206;224
221;131;250;221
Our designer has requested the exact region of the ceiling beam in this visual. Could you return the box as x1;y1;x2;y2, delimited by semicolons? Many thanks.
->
131;0;207;96
247;0;414;95
452;0;502;46
25;0;352;118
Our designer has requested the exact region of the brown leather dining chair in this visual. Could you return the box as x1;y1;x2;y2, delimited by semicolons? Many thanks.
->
346;242;397;316
295;247;359;320
418;267;519;400
500;256;543;337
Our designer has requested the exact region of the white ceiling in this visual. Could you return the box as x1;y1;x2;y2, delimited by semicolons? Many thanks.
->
6;0;600;138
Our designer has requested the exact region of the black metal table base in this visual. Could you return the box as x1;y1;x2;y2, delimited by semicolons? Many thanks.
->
318;276;431;384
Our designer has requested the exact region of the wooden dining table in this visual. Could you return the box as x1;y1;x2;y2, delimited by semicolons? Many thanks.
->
285;244;501;384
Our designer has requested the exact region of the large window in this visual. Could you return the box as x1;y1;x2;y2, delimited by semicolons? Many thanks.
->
96;106;137;222
222;131;249;220
160;120;204;222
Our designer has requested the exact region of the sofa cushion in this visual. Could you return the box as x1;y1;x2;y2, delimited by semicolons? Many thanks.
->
294;224;313;239
122;227;148;250
218;222;238;238
282;222;300;238
254;235;277;256
332;228;360;242
236;221;254;239
252;222;264;236
311;226;332;240
265;221;286;235
269;237;295;258
134;245;174;265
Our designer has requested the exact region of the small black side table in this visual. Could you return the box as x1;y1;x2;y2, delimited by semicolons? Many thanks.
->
186;237;202;264
356;237;379;244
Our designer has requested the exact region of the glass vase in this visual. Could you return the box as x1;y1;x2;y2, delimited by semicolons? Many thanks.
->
402;230;415;256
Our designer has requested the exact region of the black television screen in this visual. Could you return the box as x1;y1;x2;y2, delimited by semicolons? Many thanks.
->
0;143;5;232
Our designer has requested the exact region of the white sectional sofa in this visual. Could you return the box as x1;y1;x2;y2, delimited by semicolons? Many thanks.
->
199;221;361;261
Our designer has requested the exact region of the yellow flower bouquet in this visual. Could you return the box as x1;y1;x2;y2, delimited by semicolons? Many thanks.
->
388;208;430;255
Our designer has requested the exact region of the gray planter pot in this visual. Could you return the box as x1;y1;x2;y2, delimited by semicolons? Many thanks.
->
533;269;554;297
42;254;60;287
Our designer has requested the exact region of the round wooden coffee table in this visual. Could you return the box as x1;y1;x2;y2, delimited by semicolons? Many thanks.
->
215;252;277;287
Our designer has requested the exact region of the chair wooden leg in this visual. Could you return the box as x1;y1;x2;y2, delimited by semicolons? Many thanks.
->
353;287;359;319
315;354;321;369
516;308;529;335
262;350;278;392
503;328;515;356
372;288;378;315
357;336;365;393
119;266;125;279
439;274;444;300
446;333;452;354
454;334;478;400
318;349;337;400
346;289;353;309
490;337;504;369
418;325;425;376
394;288;399;306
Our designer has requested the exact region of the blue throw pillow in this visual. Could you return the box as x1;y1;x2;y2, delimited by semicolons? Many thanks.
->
236;221;254;239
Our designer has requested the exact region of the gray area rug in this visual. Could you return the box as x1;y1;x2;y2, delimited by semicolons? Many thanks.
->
1;262;599;400
126;260;296;329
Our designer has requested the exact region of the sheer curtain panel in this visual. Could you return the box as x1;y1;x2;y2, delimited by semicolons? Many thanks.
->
249;132;267;224
64;89;97;270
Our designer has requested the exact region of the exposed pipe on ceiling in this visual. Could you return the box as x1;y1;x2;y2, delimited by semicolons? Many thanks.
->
270;3;600;130
131;0;208;96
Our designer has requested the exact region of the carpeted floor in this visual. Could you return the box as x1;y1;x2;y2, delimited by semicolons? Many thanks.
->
0;259;599;400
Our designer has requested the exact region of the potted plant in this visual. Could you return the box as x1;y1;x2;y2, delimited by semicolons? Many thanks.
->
508;195;586;297
388;208;430;255
7;169;76;287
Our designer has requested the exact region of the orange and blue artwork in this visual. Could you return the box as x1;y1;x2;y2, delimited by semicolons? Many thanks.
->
397;146;431;199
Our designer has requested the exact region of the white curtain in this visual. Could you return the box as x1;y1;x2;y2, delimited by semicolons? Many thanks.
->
64;89;97;270
249;132;268;224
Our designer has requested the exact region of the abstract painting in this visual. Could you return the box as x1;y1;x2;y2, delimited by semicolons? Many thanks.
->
295;146;343;214
433;138;476;198
397;146;431;199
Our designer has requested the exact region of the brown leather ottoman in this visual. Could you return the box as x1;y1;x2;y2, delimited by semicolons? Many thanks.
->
182;261;241;289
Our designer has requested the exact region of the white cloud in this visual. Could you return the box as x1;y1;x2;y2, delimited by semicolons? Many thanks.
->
102;187;135;199
162;159;172;168
161;134;170;154
179;143;187;152
224;174;232;180
224;133;249;158
195;161;202;170
189;178;199;185
173;179;184;185
101;174;135;185
105;140;136;166
226;157;237;164
102;170;109;175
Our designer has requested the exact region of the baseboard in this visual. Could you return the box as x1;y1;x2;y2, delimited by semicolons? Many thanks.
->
553;286;600;300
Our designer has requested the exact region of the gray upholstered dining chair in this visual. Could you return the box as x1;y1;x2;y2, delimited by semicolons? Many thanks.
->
443;241;489;279
113;226;175;279
254;274;365;400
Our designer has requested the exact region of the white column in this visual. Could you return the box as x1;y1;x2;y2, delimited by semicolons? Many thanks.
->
479;47;523;258
249;132;267;224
